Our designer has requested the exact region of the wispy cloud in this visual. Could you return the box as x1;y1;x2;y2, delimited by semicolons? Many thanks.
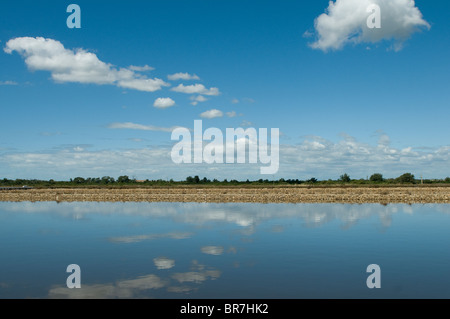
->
0;80;18;86
128;65;154;72
108;122;181;132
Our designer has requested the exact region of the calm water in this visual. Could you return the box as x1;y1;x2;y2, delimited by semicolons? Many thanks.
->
0;202;449;299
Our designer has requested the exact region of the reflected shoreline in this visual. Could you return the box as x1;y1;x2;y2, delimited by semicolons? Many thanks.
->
1;186;449;204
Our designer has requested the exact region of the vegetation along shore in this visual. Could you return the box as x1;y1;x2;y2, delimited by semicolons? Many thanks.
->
1;173;450;204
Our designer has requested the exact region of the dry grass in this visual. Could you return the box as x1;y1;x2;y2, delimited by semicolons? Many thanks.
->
1;186;449;204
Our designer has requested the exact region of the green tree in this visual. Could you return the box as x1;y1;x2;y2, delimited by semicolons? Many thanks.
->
396;173;415;184
339;174;351;183
307;177;318;184
73;177;86;184
370;173;384;182
117;176;131;183
186;176;194;183
101;176;115;184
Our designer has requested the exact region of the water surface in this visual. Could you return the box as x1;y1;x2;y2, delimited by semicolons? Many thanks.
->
0;202;449;299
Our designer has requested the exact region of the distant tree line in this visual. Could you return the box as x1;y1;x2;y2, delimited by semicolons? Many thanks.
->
2;173;450;188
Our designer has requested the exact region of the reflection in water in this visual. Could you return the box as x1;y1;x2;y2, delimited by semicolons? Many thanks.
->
153;257;175;270
1;202;450;299
48;260;221;299
201;246;224;256
108;232;193;244
3;201;445;231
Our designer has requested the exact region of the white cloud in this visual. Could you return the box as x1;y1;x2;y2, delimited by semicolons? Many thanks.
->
4;37;169;92
128;65;154;72
153;97;176;109
171;84;220;96
226;111;237;118
200;109;223;119
108;122;181;132
231;99;239;104
310;0;430;51
167;73;200;81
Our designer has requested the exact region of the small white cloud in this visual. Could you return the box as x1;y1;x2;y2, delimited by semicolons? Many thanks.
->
168;73;200;81
200;109;223;119
231;99;239;104
190;95;208;105
226;111;237;118
153;97;176;109
172;84;220;96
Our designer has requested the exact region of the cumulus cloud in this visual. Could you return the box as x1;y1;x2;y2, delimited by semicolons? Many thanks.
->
200;109;223;119
171;84;220;96
153;97;176;109
108;122;181;132
226;111;237;118
4;37;169;91
310;0;430;51
168;73;200;81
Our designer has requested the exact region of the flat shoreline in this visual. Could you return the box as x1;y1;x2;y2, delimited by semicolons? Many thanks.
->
1;186;449;204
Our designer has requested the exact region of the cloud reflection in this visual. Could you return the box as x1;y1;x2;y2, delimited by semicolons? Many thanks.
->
108;231;193;244
48;260;220;299
153;257;175;270
201;246;224;256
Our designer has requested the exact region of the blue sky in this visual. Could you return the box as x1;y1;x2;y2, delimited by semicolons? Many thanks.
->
1;0;449;180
